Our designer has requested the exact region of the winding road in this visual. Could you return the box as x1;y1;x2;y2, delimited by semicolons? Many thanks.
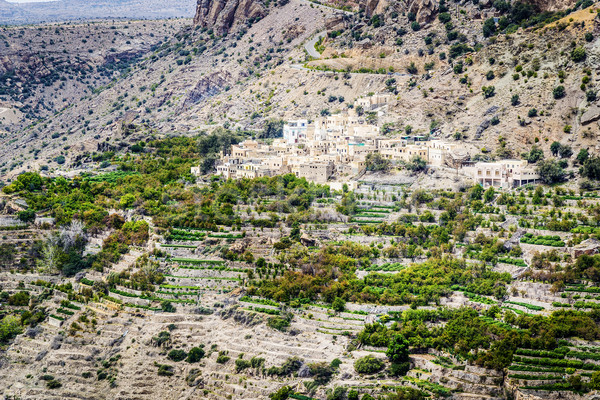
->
305;31;327;59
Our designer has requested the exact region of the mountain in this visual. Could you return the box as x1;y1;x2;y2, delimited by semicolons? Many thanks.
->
0;0;32;23
0;0;197;24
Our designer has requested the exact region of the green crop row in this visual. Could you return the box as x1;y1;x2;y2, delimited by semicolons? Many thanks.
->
504;301;544;311
498;257;527;267
170;258;226;265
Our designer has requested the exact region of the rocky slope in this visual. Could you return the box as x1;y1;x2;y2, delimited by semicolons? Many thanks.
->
0;0;599;180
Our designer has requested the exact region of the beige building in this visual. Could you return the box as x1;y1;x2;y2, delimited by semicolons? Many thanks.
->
292;161;334;183
469;160;539;188
354;93;392;111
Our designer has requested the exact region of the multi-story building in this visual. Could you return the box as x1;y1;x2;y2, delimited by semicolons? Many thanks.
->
469;160;539;188
291;161;334;183
283;119;308;144
354;93;392;111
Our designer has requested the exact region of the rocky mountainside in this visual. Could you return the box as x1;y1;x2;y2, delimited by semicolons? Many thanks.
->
194;0;267;34
0;0;599;180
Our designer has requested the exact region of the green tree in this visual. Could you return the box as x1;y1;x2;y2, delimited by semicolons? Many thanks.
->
0;315;22;343
587;90;597;102
470;185;484;200
365;153;391;172
270;386;292;400
537;159;565;184
558;144;573;159
581;156;600;180
354;355;385;374
17;209;36;224
483;18;497;37
483;187;495;203
407;156;427;172
576;148;589;165
439;12;451;24
332;297;346;312
523;146;544;163
386;334;410;364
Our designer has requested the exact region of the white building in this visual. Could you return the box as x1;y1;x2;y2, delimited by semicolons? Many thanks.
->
469;160;539;188
283;119;308;144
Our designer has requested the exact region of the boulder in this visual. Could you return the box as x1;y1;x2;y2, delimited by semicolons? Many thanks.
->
581;104;600;125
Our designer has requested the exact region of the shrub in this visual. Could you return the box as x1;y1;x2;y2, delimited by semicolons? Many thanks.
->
309;361;337;384
157;363;174;376
46;380;62;389
186;347;205;363
406;62;418;74
482;86;495;98
216;351;231;364
168;349;187;362
161;301;176;313
439;12;451;24
553;86;566;99
571;47;586;62
511;94;520;106
587;90;597;102
267;315;292;331
354;355;385;374
235;358;252;372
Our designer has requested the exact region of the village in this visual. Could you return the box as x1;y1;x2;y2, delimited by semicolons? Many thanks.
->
196;93;541;190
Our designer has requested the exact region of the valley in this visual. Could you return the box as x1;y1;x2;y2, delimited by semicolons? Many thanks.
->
1;0;600;399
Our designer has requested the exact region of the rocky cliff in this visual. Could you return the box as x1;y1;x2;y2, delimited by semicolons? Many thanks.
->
363;0;437;22
363;0;579;20
193;0;266;34
527;0;578;11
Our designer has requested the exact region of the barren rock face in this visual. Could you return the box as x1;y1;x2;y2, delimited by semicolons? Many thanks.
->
525;0;577;11
193;0;266;34
363;0;437;23
408;0;437;24
362;0;577;21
